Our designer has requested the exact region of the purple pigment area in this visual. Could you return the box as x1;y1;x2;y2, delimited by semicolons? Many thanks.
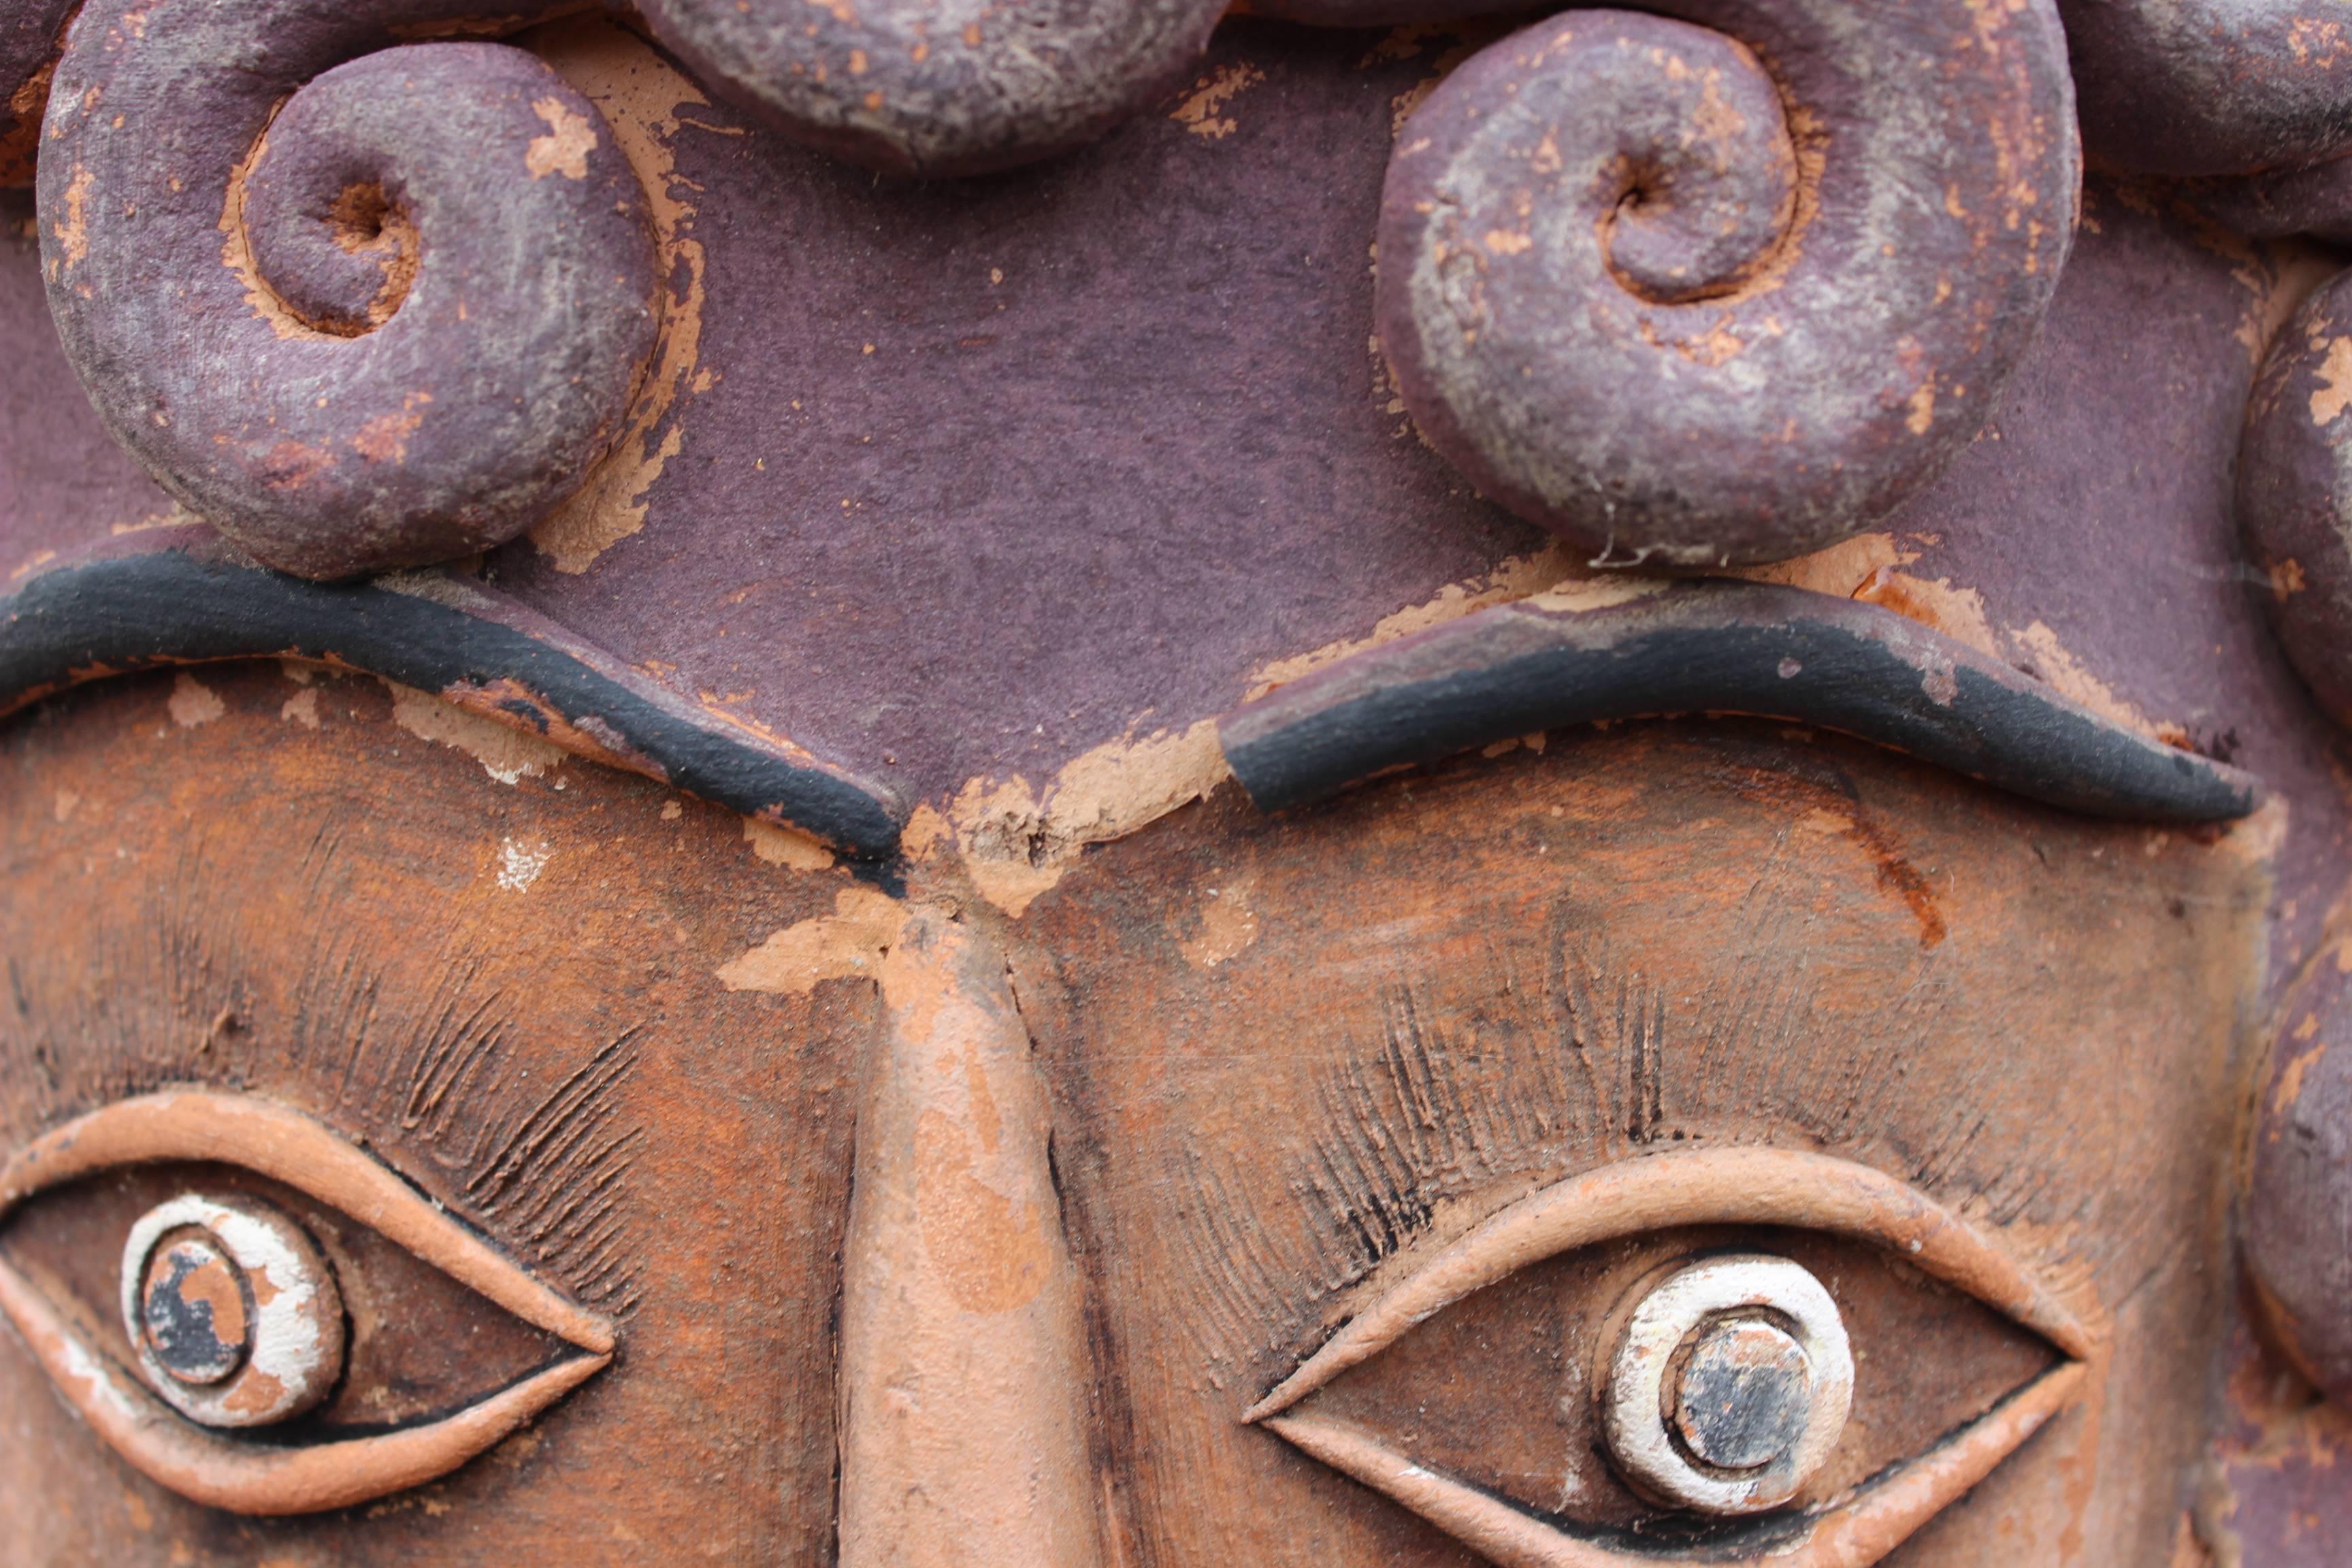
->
485;22;1549;800
0;191;175;574
0;25;2342;974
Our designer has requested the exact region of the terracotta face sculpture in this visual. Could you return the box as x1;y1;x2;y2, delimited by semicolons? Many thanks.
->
2;3;2352;1565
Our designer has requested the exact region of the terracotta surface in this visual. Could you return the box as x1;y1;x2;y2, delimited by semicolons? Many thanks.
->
0;665;866;1561
0;663;2276;1561
2;3;2352;1562
1011;721;2266;1565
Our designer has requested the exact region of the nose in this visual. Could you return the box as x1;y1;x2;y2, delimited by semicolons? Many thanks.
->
837;908;1102;1567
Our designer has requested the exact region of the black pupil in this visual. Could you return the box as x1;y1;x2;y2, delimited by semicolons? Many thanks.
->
1673;1320;1813;1472
140;1237;248;1385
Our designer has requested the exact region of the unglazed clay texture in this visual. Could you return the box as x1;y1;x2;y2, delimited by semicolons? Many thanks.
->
1;1;2351;1565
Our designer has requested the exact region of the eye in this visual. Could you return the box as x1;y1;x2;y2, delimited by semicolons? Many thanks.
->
0;1090;616;1515
1599;1253;1852;1517
1246;1148;2088;1567
120;1192;345;1428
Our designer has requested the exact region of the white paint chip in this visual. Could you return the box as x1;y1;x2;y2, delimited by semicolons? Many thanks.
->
167;672;225;728
497;838;552;892
385;680;566;785
280;688;321;728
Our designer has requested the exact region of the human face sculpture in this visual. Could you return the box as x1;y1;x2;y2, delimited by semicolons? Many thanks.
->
0;4;2349;1566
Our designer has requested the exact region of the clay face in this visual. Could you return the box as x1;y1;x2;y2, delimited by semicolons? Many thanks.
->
5;0;2352;1561
0;663;2264;1562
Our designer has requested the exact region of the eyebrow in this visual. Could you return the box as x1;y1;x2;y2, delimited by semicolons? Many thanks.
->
0;536;904;856
1217;580;2259;824
0;542;2256;847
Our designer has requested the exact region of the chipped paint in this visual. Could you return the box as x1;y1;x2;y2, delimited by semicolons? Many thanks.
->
1169;63;1262;140
716;887;904;994
525;96;595;180
911;1100;1052;1313
385;680;567;785
1906;379;1937;435
1242;532;1956;710
1179;877;1259;969
527;20;709;574
166;672;224;729
278;688;319;729
2274;1041;2328;1120
216;133;331;345
942;721;1230;917
2009;621;2162;738
116;1195;341;1428
50;163;90;270
1850;564;2004;659
1740;535;2164;732
495;837;551;892
743;815;835;871
1245;543;1584;700
2312;337;2352;427
2227;230;2338;370
1522;576;1671;615
1381;26;1502;140
349;404;425;464
1728;531;1913;597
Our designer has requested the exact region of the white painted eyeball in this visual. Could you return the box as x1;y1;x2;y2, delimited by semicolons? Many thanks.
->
1602;1253;1855;1515
118;1194;344;1428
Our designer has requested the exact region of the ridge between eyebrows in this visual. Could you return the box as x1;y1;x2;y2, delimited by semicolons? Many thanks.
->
1218;580;2261;824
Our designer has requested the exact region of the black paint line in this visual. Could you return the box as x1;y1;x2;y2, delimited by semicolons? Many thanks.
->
1219;581;2260;823
0;547;906;856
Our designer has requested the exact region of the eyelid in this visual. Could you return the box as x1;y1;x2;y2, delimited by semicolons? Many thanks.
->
0;1089;617;1516
1261;1366;2085;1568
0;1089;615;1354
1246;1146;2090;1422
0;1254;606;1514
1246;1148;2093;1568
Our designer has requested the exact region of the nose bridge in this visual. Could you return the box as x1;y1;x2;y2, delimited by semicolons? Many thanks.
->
838;906;1102;1568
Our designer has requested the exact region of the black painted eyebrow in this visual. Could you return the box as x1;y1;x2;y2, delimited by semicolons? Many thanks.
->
0;535;904;856
1218;581;2259;823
